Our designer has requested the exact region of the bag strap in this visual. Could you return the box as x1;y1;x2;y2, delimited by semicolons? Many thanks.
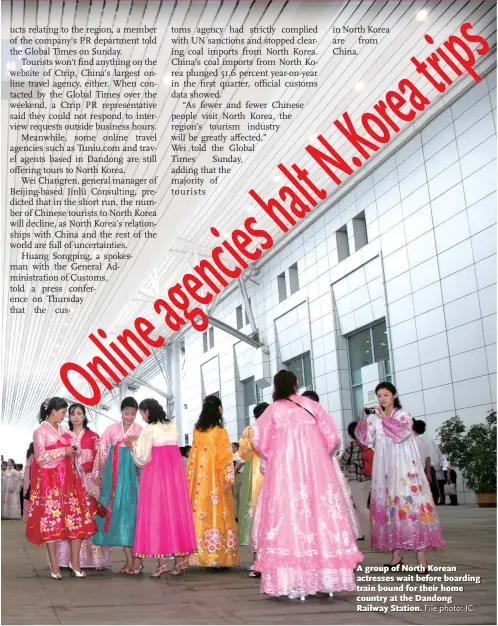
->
287;398;316;422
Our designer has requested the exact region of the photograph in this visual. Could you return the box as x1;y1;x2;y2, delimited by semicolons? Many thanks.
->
1;0;496;624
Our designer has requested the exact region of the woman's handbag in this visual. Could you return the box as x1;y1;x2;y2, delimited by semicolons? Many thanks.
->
445;483;457;496
23;488;30;501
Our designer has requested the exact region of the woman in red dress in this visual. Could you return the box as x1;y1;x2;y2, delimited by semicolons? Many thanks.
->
55;403;112;570
26;398;98;579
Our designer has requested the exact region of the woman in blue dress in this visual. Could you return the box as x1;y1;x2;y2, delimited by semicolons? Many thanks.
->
92;397;143;574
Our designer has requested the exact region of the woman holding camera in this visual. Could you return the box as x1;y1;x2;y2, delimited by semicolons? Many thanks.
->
26;398;98;579
355;382;445;570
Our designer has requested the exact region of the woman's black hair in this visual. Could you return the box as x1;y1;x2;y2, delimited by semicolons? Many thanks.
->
253;402;269;420
26;443;34;459
412;419;426;435
347;421;358;440
138;398;170;424
39;397;68;423
8;458;15;466
272;370;298;401
121;396;138;411
375;381;402;409
68;403;89;431
195;395;223;432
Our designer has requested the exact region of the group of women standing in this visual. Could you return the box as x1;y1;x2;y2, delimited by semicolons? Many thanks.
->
24;373;446;600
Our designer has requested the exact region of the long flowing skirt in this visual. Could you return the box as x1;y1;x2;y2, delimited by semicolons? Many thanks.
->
370;433;446;551
133;446;197;558
26;459;97;545
251;430;363;597
56;537;112;568
93;445;139;547
238;459;254;546
4;489;21;519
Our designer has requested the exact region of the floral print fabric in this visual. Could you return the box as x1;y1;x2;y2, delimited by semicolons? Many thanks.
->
187;426;240;567
356;410;445;552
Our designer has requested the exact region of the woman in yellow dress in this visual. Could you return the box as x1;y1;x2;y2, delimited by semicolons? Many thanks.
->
187;395;240;571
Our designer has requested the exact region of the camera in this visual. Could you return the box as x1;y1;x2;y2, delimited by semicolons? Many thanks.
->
364;407;377;415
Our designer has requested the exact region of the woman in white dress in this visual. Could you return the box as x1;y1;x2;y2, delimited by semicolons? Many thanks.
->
1;461;7;518
3;459;22;519
355;382;445;571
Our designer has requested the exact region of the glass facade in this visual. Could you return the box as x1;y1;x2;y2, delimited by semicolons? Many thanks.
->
286;353;313;393
348;320;391;418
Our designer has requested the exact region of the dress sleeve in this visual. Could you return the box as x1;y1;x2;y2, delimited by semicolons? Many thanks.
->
215;427;235;484
252;404;276;459
315;403;340;453
23;458;32;493
382;410;413;443
238;426;254;461
33;427;66;468
355;416;377;448
92;426;112;482
131;427;154;468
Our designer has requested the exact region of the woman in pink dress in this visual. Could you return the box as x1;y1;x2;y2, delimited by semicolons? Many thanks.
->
23;444;34;521
56;404;112;570
128;398;197;578
355;382;445;570
26;398;97;579
251;370;363;600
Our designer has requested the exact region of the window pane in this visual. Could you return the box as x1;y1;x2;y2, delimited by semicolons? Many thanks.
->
372;321;389;362
208;327;214;349
287;356;304;389
202;332;208;353
351;369;362;386
303;353;312;388
348;327;373;372
352;386;364;420
385;360;392;376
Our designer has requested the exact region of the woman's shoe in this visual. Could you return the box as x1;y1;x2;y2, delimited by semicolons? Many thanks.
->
50;569;62;580
248;570;261;578
126;564;144;576
68;562;86;578
150;564;171;579
171;562;187;577
357;536;365;541
384;558;403;569
119;565;131;575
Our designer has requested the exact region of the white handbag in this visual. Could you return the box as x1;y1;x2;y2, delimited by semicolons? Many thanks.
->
445;483;456;496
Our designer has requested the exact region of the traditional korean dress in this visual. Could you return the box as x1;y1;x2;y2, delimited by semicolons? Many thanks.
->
187;425;240;568
355;409;446;552
132;421;197;559
251;395;363;598
237;425;264;546
26;422;97;545
56;429;112;568
1;469;6;517
23;456;33;520
3;468;22;519
92;421;142;548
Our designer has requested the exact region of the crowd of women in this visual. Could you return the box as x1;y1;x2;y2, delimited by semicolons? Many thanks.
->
22;372;446;600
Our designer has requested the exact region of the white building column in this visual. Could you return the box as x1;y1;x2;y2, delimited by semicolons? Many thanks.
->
171;341;184;444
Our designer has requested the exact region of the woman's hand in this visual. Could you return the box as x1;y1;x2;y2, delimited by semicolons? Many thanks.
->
65;447;76;458
124;436;138;448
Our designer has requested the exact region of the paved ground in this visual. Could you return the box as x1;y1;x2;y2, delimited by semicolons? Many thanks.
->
1;506;496;625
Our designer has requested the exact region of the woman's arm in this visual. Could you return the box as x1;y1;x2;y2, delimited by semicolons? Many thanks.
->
215;427;235;485
238;426;254;461
314;403;341;454
131;427;155;468
252;404;276;459
33;428;68;468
